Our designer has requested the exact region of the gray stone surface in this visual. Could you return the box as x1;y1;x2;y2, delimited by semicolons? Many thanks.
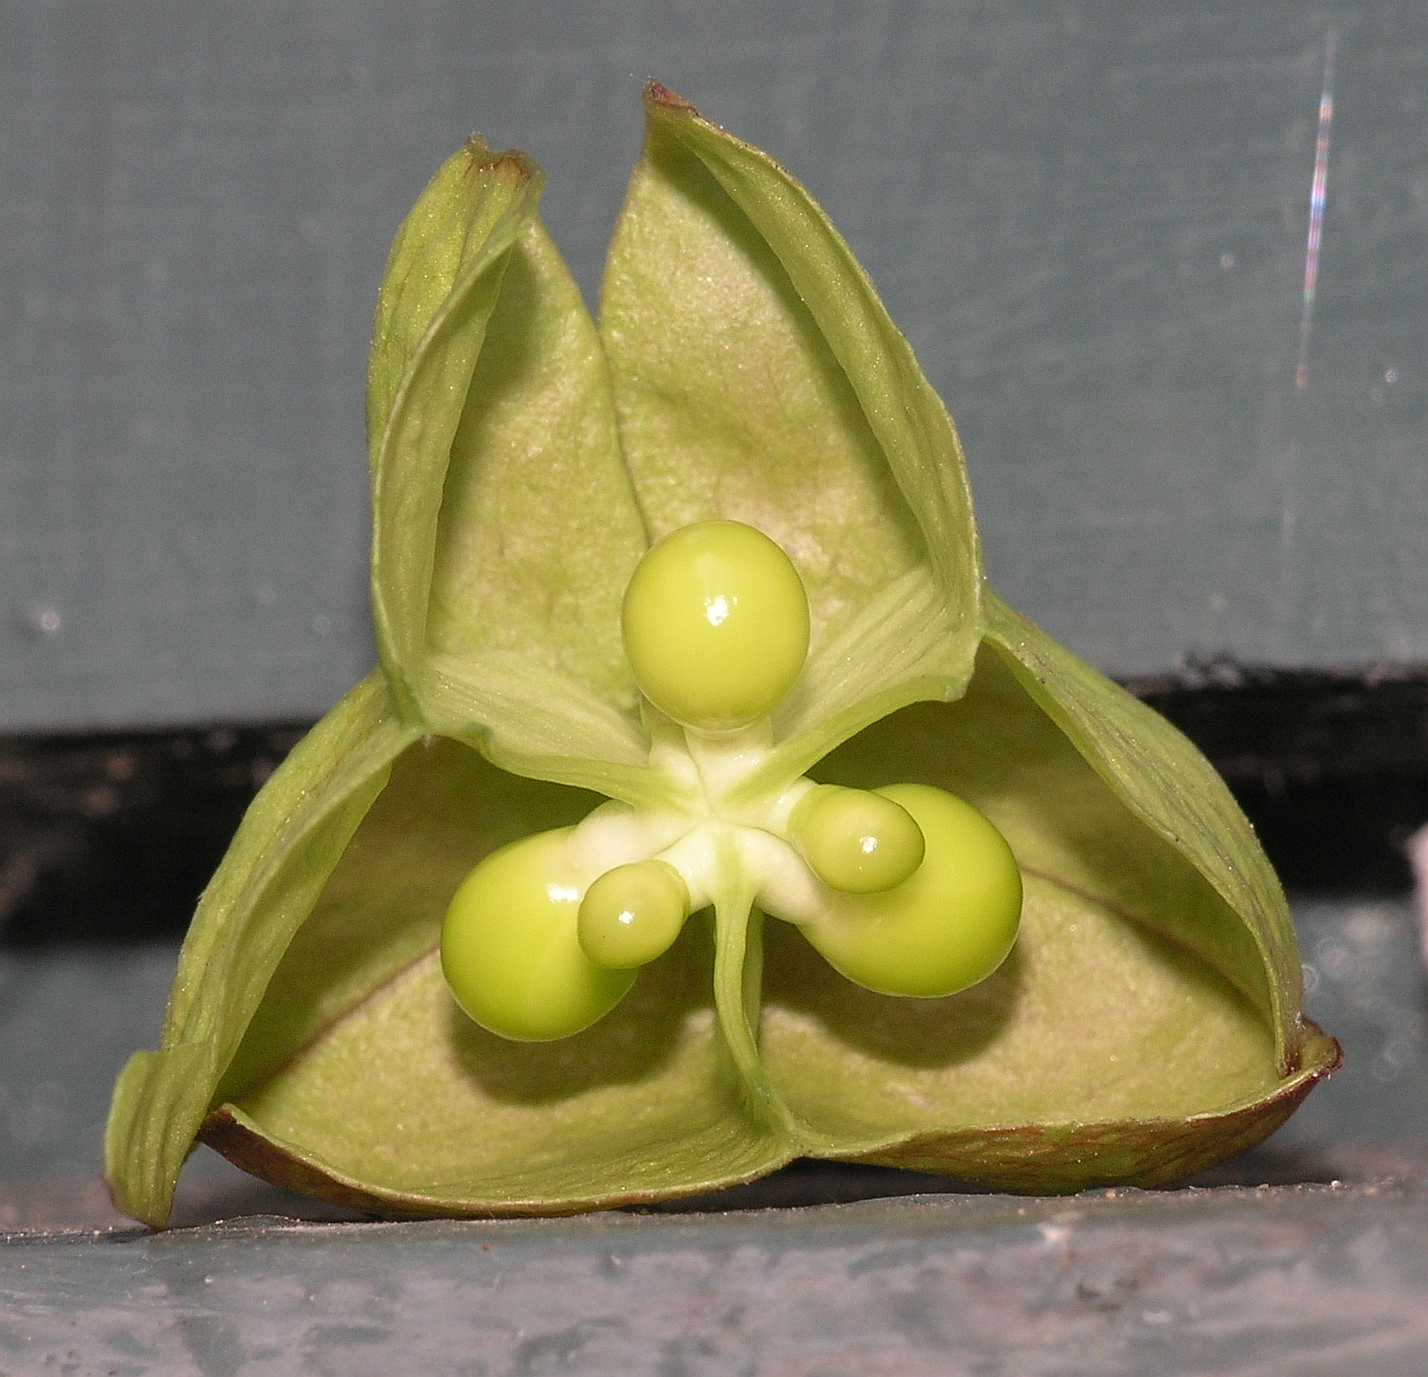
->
4;2;1426;731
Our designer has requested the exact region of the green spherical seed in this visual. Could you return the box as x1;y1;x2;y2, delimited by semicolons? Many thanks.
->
621;520;810;733
801;784;1022;998
790;785;926;894
441;828;635;1042
578;860;690;970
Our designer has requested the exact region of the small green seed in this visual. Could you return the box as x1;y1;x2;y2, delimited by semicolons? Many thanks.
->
621;520;810;733
578;860;690;970
790;785;926;893
441;828;634;1042
801;784;1022;998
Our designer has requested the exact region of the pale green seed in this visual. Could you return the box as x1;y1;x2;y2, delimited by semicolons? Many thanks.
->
441;827;635;1042
578;860;690;970
789;784;926;894
621;520;810;732
800;784;1022;998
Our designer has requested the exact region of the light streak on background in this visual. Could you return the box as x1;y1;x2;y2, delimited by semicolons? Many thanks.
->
1296;28;1338;391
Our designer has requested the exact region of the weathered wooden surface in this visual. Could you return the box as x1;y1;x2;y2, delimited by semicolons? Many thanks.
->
5;1184;1426;1377
5;1;1427;730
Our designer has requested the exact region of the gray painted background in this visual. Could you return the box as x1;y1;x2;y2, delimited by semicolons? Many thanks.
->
4;1;1425;731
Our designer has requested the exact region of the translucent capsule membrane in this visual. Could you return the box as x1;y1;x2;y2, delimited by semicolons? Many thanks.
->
621;519;809;733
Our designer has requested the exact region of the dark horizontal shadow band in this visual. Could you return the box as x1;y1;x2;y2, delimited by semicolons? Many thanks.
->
3;661;1426;945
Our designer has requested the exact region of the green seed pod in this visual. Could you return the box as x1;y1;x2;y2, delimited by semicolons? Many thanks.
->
441;827;635;1041
578;859;690;970
800;784;1022;998
621;519;810;732
789;784;926;893
104;92;1338;1233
